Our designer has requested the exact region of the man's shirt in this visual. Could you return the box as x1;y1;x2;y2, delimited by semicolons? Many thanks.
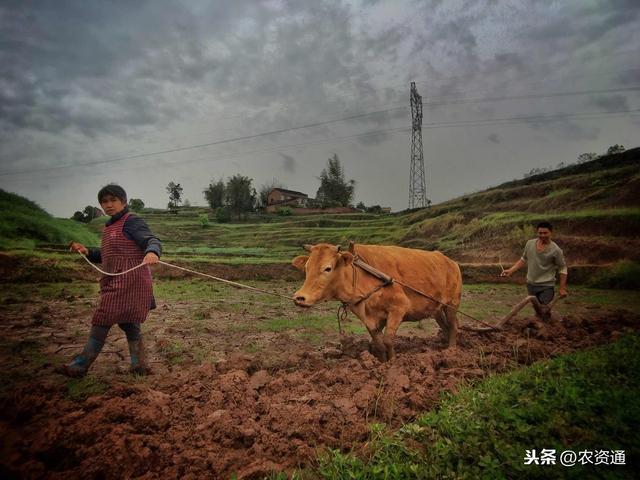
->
521;239;567;286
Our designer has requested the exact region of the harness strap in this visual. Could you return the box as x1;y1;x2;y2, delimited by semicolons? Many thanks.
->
345;252;499;331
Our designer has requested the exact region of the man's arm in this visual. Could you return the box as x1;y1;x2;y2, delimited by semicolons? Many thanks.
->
559;272;568;297
502;258;526;277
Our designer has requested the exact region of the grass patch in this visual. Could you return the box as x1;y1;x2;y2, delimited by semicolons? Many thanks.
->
545;188;574;198
313;335;640;479
66;376;109;401
157;340;186;365
588;261;640;290
0;188;99;250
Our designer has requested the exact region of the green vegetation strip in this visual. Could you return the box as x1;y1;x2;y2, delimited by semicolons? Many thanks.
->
308;335;639;479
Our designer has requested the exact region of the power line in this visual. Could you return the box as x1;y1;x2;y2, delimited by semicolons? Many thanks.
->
3;108;638;180
121;84;640;152
8;82;637;177
0;105;407;177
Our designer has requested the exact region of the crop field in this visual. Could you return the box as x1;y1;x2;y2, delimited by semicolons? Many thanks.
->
1;153;639;478
1;275;638;478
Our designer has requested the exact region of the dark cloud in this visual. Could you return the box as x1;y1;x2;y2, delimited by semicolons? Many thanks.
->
0;0;638;215
615;68;640;85
524;117;600;141
588;95;630;111
487;133;500;144
356;130;393;146
279;153;297;173
0;1;210;136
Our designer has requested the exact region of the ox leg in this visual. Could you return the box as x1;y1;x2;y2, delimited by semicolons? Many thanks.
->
382;311;404;361
436;310;450;344
443;307;458;348
361;316;387;362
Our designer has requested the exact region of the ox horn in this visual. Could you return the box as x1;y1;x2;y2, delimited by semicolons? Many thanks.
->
336;245;342;252
303;244;313;252
348;241;355;253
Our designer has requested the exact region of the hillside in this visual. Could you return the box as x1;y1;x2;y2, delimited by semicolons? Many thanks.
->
128;147;639;267
1;148;638;282
398;147;640;264
0;189;98;250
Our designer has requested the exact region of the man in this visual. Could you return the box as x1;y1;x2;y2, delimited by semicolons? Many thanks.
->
501;221;568;307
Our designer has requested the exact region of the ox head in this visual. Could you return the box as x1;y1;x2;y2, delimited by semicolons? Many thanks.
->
292;243;354;307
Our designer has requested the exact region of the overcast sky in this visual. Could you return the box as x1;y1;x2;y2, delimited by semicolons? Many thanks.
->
1;0;639;217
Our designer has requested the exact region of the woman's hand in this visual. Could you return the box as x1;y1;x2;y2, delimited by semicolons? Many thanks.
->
69;242;89;255
143;252;160;265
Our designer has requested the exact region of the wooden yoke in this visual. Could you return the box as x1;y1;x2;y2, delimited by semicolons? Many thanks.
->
352;258;393;285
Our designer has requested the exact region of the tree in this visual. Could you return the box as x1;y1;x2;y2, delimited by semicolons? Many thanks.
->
606;144;625;155
215;206;232;223
577;152;598;164
355;201;366;211
83;205;101;222
315;154;355;207
128;198;145;212
166;181;183;212
258;178;284;208
71;205;103;223
225;174;256;219
203;179;225;209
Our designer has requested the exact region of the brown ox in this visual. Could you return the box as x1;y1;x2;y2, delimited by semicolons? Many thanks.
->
292;243;462;361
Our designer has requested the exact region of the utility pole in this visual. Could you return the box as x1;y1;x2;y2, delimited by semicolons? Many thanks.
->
408;81;427;209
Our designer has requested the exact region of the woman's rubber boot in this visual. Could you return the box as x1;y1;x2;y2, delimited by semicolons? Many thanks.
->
56;336;104;378
128;336;151;375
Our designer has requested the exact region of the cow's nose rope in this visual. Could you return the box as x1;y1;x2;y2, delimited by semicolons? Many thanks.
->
77;252;292;300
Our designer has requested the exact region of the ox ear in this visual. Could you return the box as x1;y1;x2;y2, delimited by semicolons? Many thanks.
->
292;255;309;270
340;252;354;266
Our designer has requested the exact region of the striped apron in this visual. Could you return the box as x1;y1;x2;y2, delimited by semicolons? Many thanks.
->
92;213;153;326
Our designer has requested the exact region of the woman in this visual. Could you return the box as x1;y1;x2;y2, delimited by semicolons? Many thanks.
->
58;184;161;377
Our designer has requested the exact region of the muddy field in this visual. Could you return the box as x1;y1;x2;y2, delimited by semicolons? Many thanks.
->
0;279;638;479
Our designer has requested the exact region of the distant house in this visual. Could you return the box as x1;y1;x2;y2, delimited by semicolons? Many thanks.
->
267;188;309;208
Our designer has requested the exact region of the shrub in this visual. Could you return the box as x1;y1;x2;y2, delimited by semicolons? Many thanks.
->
507;224;535;246
215;206;232;223
198;213;210;229
276;207;293;216
588;261;640;289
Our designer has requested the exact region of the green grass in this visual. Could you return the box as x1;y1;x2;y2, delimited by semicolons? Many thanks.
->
3;151;638;289
312;335;640;479
0;188;99;250
545;188;574;199
157;340;186;365
588;261;640;290
66;376;109;401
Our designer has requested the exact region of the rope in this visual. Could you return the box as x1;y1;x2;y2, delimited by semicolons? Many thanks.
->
77;253;292;300
392;279;500;331
349;254;501;331
79;253;149;276
76;252;514;332
337;304;348;335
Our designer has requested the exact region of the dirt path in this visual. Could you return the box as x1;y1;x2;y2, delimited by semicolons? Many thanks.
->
1;289;637;479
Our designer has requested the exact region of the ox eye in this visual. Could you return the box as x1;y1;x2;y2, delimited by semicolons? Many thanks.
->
324;267;332;272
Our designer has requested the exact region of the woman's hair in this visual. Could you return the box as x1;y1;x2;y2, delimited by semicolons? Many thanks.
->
98;184;127;203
